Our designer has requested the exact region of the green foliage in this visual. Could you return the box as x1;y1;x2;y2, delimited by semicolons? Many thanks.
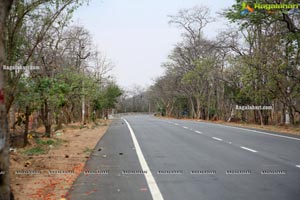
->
23;146;46;155
34;138;65;146
93;84;122;111
35;139;55;145
157;106;166;116
174;96;189;117
14;77;40;114
182;58;214;85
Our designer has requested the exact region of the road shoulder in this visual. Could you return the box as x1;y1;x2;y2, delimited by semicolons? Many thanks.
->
10;120;111;200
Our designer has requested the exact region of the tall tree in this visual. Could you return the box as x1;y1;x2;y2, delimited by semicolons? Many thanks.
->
0;0;14;199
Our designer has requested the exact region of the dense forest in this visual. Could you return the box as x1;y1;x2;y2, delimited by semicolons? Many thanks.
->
121;1;300;126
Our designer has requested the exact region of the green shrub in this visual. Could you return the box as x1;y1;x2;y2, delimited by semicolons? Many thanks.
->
23;147;46;155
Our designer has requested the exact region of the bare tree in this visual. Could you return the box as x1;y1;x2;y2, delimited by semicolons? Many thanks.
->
168;6;214;42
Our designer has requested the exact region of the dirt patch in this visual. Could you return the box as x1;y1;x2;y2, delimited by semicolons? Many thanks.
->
10;120;111;200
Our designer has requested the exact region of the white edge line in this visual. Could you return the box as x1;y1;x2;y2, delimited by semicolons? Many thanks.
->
212;137;223;141
199;122;300;141
123;119;164;200
240;146;257;153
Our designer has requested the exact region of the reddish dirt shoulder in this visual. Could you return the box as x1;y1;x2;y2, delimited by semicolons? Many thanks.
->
10;120;111;200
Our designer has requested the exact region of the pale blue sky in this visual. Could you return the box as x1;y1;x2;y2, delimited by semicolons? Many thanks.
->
73;0;235;89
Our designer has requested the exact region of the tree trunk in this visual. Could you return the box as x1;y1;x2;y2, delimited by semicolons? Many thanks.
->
0;1;14;199
288;106;294;125
86;102;90;123
23;106;30;147
41;100;51;137
254;110;260;124
45;125;51;137
241;110;246;122
201;107;206;120
263;110;269;125
258;110;264;126
44;101;51;137
67;102;75;123
188;97;196;119
9;105;15;130
56;111;63;130
195;97;201;119
166;102;174;117
207;89;210;120
281;106;286;125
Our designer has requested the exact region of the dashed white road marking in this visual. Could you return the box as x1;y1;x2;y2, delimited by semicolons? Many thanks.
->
123;119;164;200
195;131;202;134
240;146;257;153
202;123;300;141
212;137;223;141
183;126;188;129
296;165;300;168
174;123;179;125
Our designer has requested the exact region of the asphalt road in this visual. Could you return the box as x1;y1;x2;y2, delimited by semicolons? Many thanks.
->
67;114;300;200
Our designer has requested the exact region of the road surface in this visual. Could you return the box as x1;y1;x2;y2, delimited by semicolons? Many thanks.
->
67;114;300;200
